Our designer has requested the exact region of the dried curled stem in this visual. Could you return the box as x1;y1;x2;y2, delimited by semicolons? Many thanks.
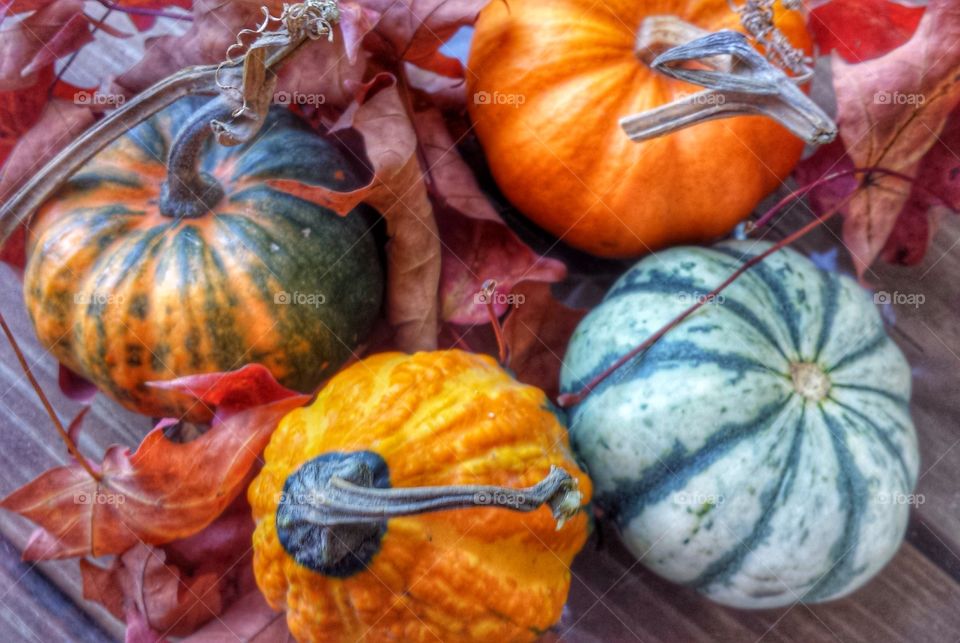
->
623;16;835;145
728;0;813;80
0;0;341;249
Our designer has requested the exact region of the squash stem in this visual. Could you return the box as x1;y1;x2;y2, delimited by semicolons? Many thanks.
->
625;17;835;145
159;98;233;219
276;451;580;575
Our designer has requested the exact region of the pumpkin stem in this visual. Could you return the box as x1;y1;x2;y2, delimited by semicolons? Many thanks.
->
276;451;581;576
625;17;835;145
159;98;233;219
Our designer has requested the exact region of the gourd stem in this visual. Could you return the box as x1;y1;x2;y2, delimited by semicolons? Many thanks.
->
309;466;579;525
159;98;234;218
276;452;581;576
624;16;836;145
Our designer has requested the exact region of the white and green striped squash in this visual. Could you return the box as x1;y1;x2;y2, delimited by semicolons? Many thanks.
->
560;241;919;609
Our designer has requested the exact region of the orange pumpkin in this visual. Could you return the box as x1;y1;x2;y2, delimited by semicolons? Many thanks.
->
249;350;591;642
466;0;812;257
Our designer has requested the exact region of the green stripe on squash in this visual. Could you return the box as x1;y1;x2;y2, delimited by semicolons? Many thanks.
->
560;241;919;609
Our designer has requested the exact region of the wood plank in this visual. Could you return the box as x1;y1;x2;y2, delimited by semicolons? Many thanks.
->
0;533;110;642
559;533;960;642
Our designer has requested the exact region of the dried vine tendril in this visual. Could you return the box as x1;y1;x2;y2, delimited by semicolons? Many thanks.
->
215;0;341;117
728;0;813;79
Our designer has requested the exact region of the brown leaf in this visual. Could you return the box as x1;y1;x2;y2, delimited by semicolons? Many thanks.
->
410;107;565;324
0;0;94;91
114;0;286;94
81;544;224;638
356;0;488;76
1;395;306;560
503;282;586;400
828;0;960;273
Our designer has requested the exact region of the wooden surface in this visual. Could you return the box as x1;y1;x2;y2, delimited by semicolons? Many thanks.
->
2;206;960;642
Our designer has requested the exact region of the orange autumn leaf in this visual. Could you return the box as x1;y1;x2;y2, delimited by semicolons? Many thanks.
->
1;395;306;560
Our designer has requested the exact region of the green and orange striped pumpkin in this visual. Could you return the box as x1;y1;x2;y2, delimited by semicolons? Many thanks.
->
24;97;383;420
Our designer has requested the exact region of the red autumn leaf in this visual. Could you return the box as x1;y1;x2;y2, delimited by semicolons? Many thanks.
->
503;281;586;400
0;98;95;267
118;0;192;32
0;0;95;91
0;395;306;560
809;0;925;63
147;363;301;421
184;590;293;642
796;0;960;274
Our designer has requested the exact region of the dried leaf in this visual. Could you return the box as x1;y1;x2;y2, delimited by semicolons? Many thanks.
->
410;108;565;323
817;0;960;273
503;282;586;400
0;0;94;91
147;363;300;422
81;544;224;638
809;0;924;63
1;395;306;560
59;364;98;403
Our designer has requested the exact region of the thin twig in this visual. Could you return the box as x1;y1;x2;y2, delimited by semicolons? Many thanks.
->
0;313;101;480
557;192;858;408
95;0;192;21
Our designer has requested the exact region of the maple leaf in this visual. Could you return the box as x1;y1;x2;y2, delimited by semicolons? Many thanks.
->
0;394;306;560
0;0;96;91
503;281;586;400
81;544;226;638
796;0;960;274
147;363;302;421
809;0;925;63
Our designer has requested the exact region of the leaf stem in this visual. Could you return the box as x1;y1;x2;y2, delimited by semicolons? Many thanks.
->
0;313;101;480
481;279;508;365
94;0;192;21
748;166;960;232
